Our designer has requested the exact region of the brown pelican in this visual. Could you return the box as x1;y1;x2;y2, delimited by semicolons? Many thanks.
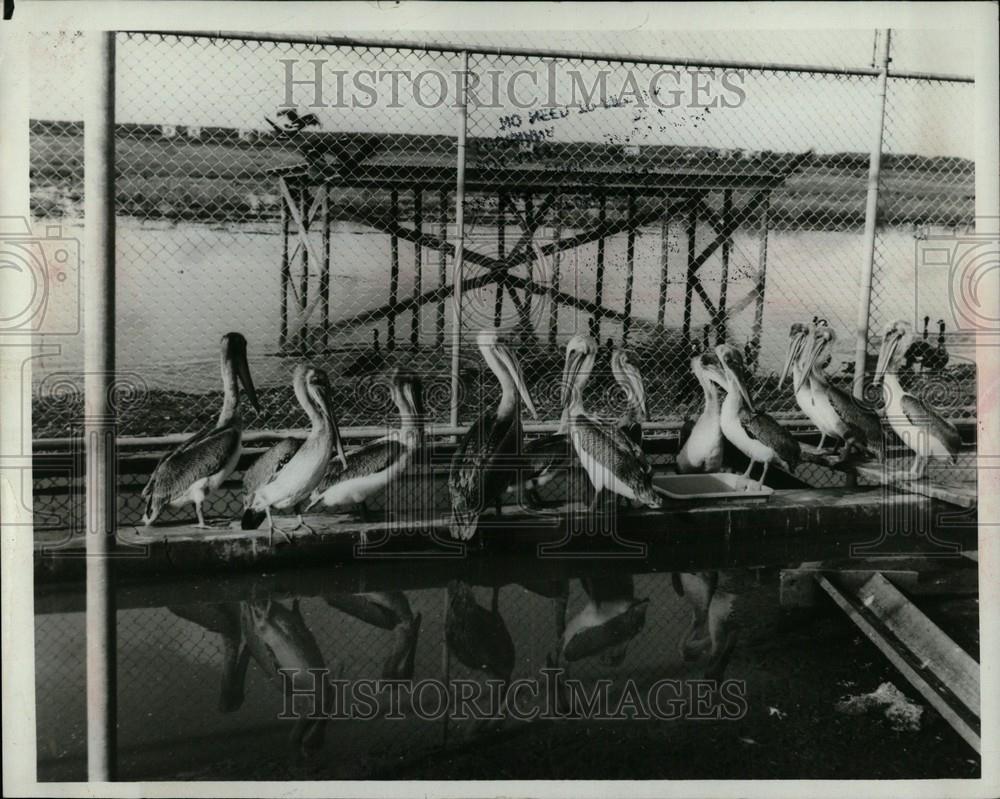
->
779;322;829;448
610;347;646;447
324;592;422;679
310;369;424;521
142;332;260;528
449;330;538;540
875;320;961;479
676;352;726;473
925;319;950;371
240;598;336;757
714;344;800;489
242;366;347;544
563;334;663;510
799;325;885;461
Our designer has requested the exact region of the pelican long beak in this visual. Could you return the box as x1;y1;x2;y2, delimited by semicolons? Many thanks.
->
402;379;425;420
779;333;805;388
725;364;755;413
794;335;821;395
235;343;261;412
561;349;584;410
495;342;538;419
874;332;900;385
315;381;348;469
627;368;647;421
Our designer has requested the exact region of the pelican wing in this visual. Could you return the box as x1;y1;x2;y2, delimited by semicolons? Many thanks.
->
142;422;241;505
900;394;962;457
573;416;652;478
739;408;800;470
448;409;521;517
242;438;303;506
825;383;885;452
320;438;408;487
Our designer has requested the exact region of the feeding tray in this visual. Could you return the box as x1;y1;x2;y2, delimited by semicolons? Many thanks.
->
653;472;773;500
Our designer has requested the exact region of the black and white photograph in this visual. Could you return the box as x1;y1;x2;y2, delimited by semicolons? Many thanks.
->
1;2;998;796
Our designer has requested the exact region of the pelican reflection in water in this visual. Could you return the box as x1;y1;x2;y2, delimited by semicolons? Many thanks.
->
325;591;422;679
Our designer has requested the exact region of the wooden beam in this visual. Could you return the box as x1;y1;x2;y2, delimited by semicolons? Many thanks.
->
818;573;980;753
591;193;607;341
279;178;290;349
320;186;331;348
495;192;505;327
623;192;636;345
657;214;669;328
718;189;732;339
682;202;698;342
748;192;771;369
387;189;399;350
549;194;562;347
411;187;423;348
854;463;976;509
436;189;447;349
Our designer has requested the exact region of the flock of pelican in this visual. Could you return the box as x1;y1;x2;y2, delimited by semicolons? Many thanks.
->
140;317;963;542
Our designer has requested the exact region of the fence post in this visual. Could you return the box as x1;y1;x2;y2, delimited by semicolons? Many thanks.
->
852;29;892;398
449;50;469;429
84;30;118;782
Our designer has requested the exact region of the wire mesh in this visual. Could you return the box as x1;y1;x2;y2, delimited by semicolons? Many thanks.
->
25;31;976;514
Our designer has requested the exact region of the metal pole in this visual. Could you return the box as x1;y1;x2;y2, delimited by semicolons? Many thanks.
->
278;179;290;350
717;189;732;339
449;50;469;430
590;193;607;341
388;188;399;351
623;192;636;345
298;185;310;354
657;214;669;328
852;29;892;399
84;30;117;782
682;203;698;344
548;194;562;348
436;189;448;349
411;187;423;348
494;192;505;328
320;186;331;349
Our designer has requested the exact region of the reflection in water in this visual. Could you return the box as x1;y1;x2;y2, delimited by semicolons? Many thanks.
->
36;565;760;780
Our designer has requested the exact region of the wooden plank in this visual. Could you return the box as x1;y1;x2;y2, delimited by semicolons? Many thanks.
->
591;193;607;341
387;188;399;349
623;192;636;345
857;572;979;715
781;563;979;608
279;178;290;348
436;189;448;348
657;214;669;328
818;574;980;753
411;187;423;348
854;464;976;509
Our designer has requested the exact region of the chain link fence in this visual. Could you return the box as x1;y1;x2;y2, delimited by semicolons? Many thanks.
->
27;30;976;524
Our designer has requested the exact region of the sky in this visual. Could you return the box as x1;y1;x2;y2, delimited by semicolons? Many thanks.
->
29;29;976;157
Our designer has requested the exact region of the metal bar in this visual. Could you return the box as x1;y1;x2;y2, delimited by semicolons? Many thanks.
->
717;189;732;339
853;29;892;399
495;192;505;328
436;189;447;349
590;193;607;341
320;186;331;349
279;178;290;349
449;51;469;430
749;192;772;369
522;192;535;333
623;193;636;345
657;214;669;328
411;187;423;348
388;188;399;351
682;202;698;343
84;30;117;782
549;194;562;347
129;31;976;83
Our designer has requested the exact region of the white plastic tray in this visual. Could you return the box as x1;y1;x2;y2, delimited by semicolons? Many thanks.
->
653;472;774;500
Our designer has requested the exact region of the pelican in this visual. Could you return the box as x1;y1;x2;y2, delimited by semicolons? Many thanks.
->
610;347;646;447
671;571;737;681
142;332;260;528
925;319;950;371
714;343;801;489
449;330;538;540
875;320;961;479
310;368;424;521
779;322;828;447
676;351;726;473
799;324;885;461
563;334;663;510
168;602;247;712
242;365;347;544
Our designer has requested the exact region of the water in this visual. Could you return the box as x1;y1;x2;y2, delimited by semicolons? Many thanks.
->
34;554;980;781
31;217;974;396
